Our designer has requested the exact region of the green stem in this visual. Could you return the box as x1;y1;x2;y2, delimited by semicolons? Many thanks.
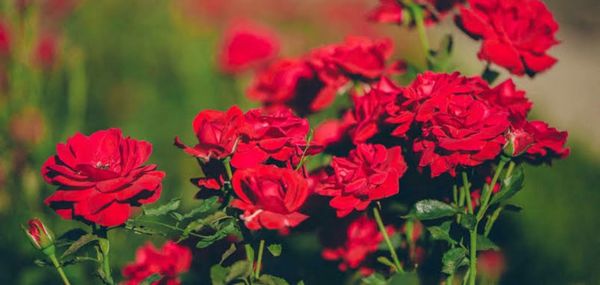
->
462;172;473;215
484;206;504;237
49;254;72;285
477;159;509;221
255;239;265;279
372;206;404;273
468;225;478;285
223;157;233;181
95;227;114;285
407;4;430;68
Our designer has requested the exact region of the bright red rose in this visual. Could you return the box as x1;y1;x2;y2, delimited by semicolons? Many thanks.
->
368;0;463;25
231;165;309;232
219;20;279;74
344;77;400;144
458;0;559;76
322;216;393;275
42;129;165;227
316;144;407;217
521;120;569;163
411;72;510;177
122;241;192;285
231;107;321;168
175;106;246;162
483;79;532;122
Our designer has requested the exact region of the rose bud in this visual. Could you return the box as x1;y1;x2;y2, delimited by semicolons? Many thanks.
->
23;218;55;253
503;127;534;157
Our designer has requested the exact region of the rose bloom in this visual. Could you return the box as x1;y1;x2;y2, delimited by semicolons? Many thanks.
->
122;241;192;285
482;79;532;122
458;0;559;76
175;106;247;162
231;165;309;232
42;129;165;227
322;216;393;275
218;20;279;74
231;107;320;168
520;120;569;163
316;144;407;217
0;20;10;56
408;72;510;177
368;0;463;25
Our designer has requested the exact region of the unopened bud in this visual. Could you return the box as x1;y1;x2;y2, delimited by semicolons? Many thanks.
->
503;128;534;157
23;218;55;254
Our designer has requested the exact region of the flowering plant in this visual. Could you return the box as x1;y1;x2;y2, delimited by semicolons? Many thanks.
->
19;1;570;284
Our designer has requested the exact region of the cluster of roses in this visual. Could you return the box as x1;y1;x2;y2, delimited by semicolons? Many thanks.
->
31;0;569;282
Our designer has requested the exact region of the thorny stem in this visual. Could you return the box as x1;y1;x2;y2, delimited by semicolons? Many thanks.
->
372;206;404;273
49;254;72;285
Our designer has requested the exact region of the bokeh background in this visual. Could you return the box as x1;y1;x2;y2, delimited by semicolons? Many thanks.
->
0;0;598;284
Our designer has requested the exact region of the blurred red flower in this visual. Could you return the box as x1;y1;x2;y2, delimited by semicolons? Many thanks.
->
368;0;463;25
33;35;59;70
0;20;10;56
457;0;559;76
42;129;165;227
316;144;407;217
231;165;309;232
322;216;393;275
477;250;506;281
175;106;247;162
122;241;192;285
219;20;279;74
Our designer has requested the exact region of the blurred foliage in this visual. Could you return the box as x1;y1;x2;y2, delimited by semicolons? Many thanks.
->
0;0;597;284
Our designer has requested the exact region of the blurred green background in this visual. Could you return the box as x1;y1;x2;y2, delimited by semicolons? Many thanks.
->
0;0;598;284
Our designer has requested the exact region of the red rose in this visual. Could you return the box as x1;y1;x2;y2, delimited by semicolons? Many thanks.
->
368;0;463;25
231;165;309;232
313;119;346;148
483;79;532;122
322;216;393;275
316;144;407;217
521;120;569;163
231;107;321;169
175;106;246;162
33;34;58;69
411;72;510;177
219;20;279;74
503;127;535;157
458;0;559;76
0;20;10;56
42;129;165;227
122;241;192;285
344;77;400;144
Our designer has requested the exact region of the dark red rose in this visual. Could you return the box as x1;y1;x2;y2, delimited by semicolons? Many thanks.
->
410;72;510;177
344;77;400;144
483;79;532;122
315;144;407;217
368;0;463;25
521;120;569;163
313;119;346;148
0;20;10;57
122;241;192;285
231;107;321;168
42;128;165;227
231;165;309;232
219;20;279;74
175;106;246;162
322;216;393;275
458;0;559;76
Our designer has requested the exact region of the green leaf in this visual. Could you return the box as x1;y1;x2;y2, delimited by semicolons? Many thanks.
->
429;34;454;72
143;198;181;216
220;243;237;264
297;281;305;285
427;221;456;245
476;235;499;251
210;264;229;285
267;244;282;257
61;234;98;258
34;259;51;267
226;260;252;283
490;166;525;205
388;272;420;285
459;214;477;231
442;248;469;275
181;196;219;219
376;256;396;270
256;274;290;285
140;274;161;285
409;200;459;220
482;66;500;84
361;273;387;285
